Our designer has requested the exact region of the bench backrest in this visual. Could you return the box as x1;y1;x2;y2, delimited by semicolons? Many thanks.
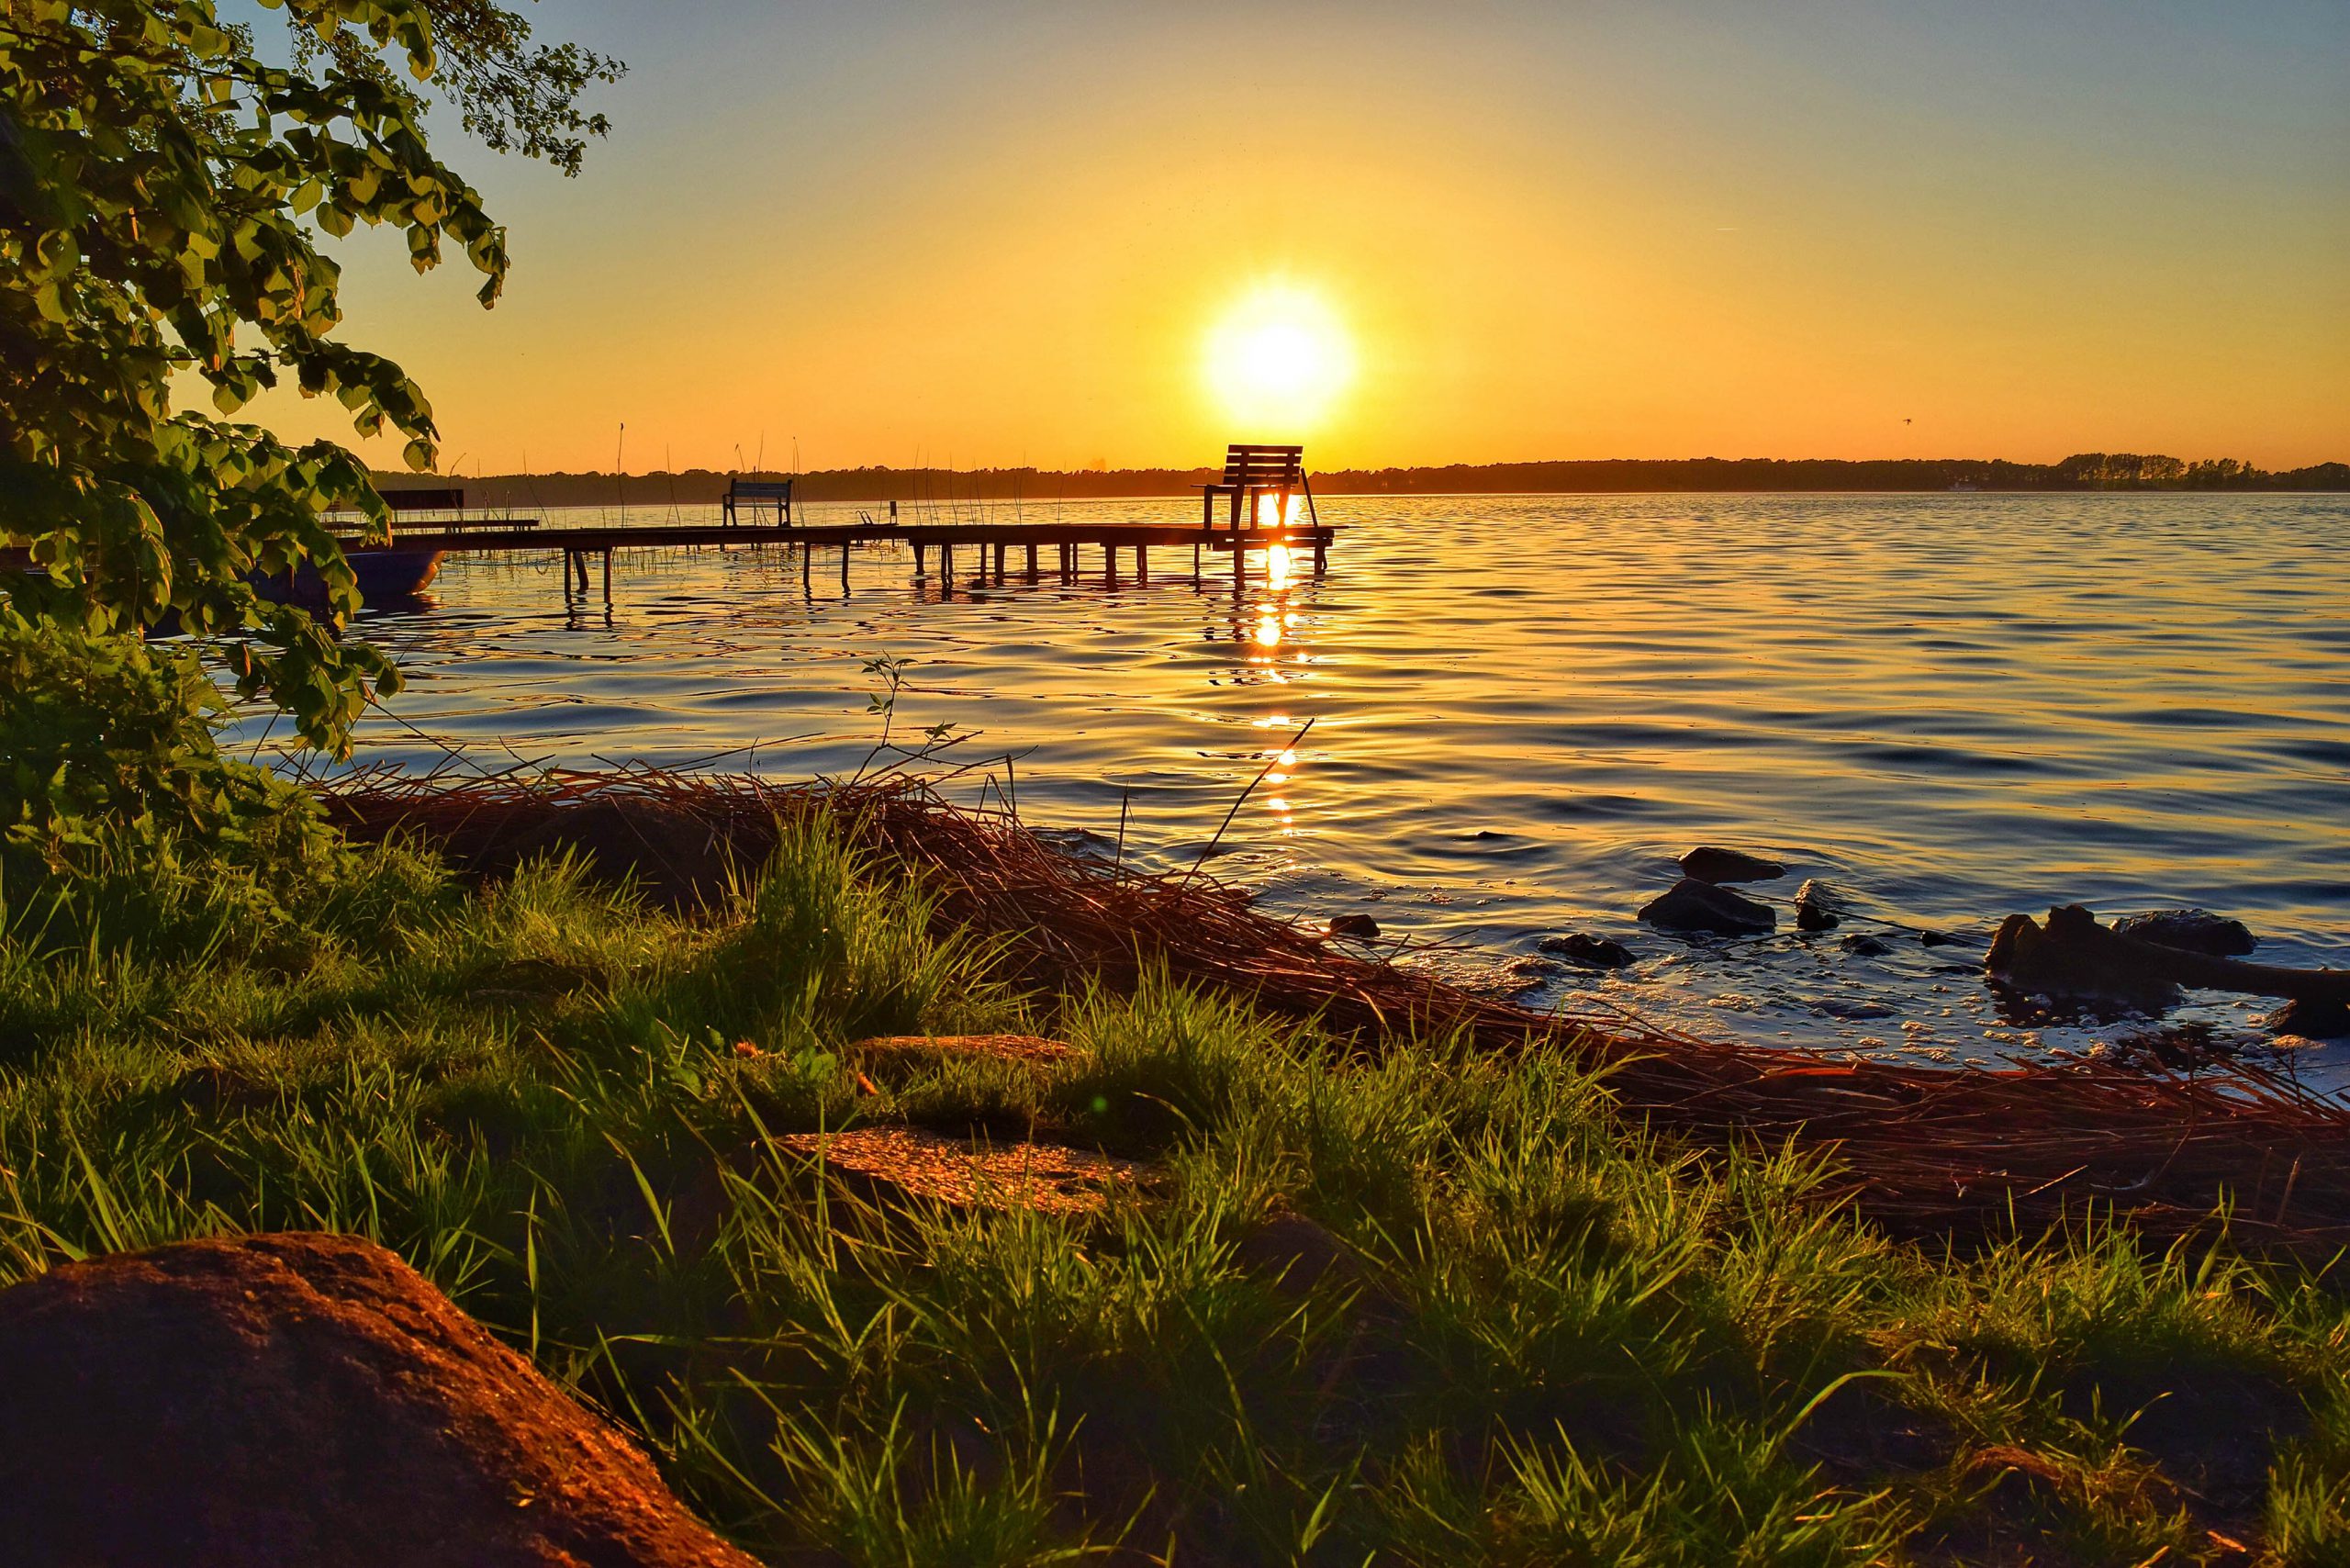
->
1220;444;1304;487
380;487;464;512
729;477;794;499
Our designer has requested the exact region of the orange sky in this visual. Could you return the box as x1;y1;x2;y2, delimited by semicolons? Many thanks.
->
241;2;2350;474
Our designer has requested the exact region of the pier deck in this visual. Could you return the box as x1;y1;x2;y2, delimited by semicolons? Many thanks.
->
381;519;1337;600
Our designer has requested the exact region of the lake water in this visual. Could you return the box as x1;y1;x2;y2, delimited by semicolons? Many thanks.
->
263;493;2350;1089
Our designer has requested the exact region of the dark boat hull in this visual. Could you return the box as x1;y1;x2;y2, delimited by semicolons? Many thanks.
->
252;546;445;606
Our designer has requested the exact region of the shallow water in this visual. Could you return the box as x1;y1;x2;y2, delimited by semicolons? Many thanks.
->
257;492;2350;1089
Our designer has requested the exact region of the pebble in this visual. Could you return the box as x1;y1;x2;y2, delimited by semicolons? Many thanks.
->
1538;933;1639;969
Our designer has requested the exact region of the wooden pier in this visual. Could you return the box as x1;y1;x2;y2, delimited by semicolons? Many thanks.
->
376;519;1337;603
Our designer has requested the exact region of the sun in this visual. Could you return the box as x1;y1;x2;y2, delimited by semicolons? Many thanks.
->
1202;281;1355;433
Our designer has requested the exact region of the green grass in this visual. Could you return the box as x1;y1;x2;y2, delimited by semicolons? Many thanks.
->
1;815;2345;1565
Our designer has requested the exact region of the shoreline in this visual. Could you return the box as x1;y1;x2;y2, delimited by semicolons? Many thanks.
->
318;765;2350;1264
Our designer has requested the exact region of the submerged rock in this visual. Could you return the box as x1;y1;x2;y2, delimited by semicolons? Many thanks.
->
1639;878;1776;935
1794;879;1844;932
1677;846;1786;885
1539;932;1639;969
0;1232;759;1568
1327;913;1382;940
2270;997;2350;1040
2114;909;2257;958
1841;934;1896;958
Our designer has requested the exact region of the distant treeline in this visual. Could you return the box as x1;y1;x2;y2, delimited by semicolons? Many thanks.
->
387;452;2350;507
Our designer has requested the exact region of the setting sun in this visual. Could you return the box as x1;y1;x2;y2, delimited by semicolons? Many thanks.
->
1202;282;1356;434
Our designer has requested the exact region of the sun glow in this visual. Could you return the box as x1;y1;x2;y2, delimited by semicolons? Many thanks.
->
1203;282;1355;432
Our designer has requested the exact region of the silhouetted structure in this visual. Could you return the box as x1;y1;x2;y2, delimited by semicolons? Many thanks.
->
1202;443;1320;531
721;475;793;527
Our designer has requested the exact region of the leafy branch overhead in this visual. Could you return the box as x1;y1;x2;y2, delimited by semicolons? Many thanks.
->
0;0;616;756
290;0;623;178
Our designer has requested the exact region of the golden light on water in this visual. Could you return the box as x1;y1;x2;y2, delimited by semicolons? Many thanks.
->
1203;282;1355;432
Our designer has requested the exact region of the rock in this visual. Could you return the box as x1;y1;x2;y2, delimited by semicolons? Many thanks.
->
778;1126;1148;1217
1677;846;1786;885
0;1232;759;1568
1841;934;1895;958
1989;905;2350;1009
2270;997;2350;1040
1919;929;1965;947
1793;879;1843;932
1327;913;1382;940
2114;909;2257;958
1538;933;1639;969
1639;878;1776;936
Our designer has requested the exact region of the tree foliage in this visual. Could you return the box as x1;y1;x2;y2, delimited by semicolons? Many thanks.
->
0;0;607;761
291;0;622;178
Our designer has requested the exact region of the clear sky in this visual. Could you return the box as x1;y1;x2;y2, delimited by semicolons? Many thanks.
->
243;0;2350;474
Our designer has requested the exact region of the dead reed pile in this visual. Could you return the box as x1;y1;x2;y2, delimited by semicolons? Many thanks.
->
316;764;2350;1261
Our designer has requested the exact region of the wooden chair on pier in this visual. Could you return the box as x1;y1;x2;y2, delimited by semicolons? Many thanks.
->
1202;443;1318;531
722;476;794;528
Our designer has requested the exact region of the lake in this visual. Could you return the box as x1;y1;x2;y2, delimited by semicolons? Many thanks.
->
265;492;2350;1088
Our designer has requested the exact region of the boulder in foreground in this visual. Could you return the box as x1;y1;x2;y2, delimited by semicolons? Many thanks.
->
1639;877;1777;935
0;1232;758;1568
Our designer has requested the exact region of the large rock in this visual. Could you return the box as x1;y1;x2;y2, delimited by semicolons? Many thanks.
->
2113;909;2257;958
0;1232;758;1568
1988;905;2350;1010
1639;878;1777;935
1677;846;1785;885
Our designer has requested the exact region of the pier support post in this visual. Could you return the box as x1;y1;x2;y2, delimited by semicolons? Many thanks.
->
993;542;1006;581
913;542;925;579
841;544;851;592
801;543;811;594
1025;543;1038;578
1233;540;1244;591
1315;534;1327;574
1105;543;1118;588
1136;543;1148;585
1193;542;1201;578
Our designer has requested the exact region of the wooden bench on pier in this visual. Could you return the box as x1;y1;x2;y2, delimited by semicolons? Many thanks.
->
1203;443;1318;531
722;476;794;528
